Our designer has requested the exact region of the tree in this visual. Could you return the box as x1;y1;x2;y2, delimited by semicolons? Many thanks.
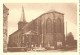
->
66;32;74;46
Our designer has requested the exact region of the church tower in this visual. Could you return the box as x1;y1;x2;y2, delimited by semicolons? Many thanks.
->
18;6;27;30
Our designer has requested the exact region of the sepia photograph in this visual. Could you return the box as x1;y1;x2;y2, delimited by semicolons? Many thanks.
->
3;3;77;52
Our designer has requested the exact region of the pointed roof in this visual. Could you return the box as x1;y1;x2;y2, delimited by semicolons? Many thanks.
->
19;6;26;22
3;4;9;11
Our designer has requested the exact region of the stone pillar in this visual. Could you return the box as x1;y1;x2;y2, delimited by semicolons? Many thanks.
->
3;4;9;52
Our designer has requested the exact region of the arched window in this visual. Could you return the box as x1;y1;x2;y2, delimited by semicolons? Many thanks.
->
53;19;56;33
39;19;42;34
46;18;52;33
57;18;61;33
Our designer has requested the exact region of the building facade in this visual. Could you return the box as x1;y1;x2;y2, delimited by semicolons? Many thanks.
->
3;4;9;52
8;7;65;49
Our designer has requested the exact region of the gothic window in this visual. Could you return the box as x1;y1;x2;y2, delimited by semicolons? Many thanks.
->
57;18;61;33
46;18;52;33
39;19;42;34
53;19;56;33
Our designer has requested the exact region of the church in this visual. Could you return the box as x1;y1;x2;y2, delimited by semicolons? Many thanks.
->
8;6;65;49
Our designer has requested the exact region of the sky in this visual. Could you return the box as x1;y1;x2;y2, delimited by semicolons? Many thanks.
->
4;3;77;40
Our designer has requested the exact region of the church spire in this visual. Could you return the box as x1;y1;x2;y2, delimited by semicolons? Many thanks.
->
18;6;27;30
19;6;26;22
